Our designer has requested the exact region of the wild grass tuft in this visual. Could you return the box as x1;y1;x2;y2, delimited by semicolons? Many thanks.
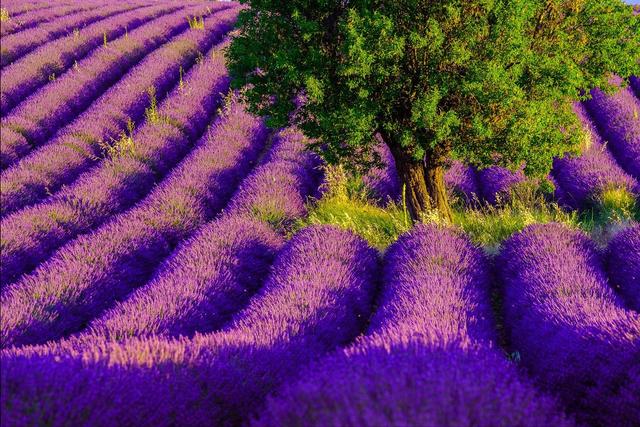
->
296;166;409;250
145;86;160;123
101;119;136;160
187;15;205;30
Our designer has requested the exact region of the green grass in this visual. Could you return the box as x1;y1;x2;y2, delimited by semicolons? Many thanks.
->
293;166;409;250
297;167;638;253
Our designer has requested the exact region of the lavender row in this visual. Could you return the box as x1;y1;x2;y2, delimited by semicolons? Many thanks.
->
1;3;222;153
368;225;495;344
0;225;377;426
0;98;268;348
0;3;180;115
1;1;60;17
0;126;29;169
631;76;640;99
497;223;640;426
552;103;638;209
0;2;143;68
0;40;231;287
85;128;321;340
0;6;238;217
86;217;284;340
606;224;640;311
584;81;640;180
223;127;323;224
255;225;571;427
0;2;96;37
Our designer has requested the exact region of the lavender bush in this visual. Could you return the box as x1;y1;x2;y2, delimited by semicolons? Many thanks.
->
444;160;480;204
224;127;322;228
1;3;229;154
584;81;640;180
0;2;99;37
0;3;141;67
362;143;401;204
551;103;638;209
84;127;321;341
87;216;284;339
476;165;525;205
498;223;640;426
606;223;640;311
0;3;178;114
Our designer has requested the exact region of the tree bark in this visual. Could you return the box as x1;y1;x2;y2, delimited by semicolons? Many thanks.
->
385;137;453;223
424;162;453;223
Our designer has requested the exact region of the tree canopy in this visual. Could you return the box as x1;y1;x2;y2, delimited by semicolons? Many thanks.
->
227;0;640;220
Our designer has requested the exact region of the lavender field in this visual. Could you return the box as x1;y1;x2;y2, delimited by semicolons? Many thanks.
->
0;1;639;426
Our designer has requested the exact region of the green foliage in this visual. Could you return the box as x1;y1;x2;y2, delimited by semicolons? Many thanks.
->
228;0;640;179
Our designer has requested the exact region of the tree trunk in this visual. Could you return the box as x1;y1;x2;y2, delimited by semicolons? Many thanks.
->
424;162;453;223
386;140;453;223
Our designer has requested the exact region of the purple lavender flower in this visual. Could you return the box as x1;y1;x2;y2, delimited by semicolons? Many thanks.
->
498;223;640;426
0;3;141;67
0;2;100;37
584;82;640;180
476;164;525;205
606;223;640;311
630;76;640;99
224;128;321;229
368;224;495;344
253;225;572;427
0;4;181;114
0;126;29;170
87;216;284;339
254;342;573;427
1;4;234;155
363;143;401;204
551;103;638;209
444;160;481;204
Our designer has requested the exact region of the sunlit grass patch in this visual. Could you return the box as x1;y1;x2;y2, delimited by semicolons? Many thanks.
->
295;166;409;250
299;167;637;253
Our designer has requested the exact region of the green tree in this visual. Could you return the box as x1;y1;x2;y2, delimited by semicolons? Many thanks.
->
227;0;640;221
